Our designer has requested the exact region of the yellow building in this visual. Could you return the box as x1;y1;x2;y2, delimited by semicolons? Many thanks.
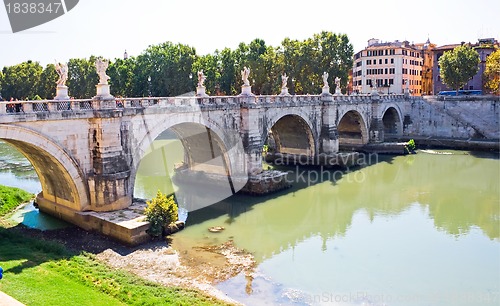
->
352;39;425;95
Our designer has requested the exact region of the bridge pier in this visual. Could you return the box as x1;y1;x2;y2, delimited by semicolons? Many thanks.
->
369;98;385;143
241;105;264;174
319;97;339;154
88;113;132;211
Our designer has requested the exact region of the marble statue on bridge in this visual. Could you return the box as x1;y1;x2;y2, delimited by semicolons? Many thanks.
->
321;72;331;95
241;67;251;86
196;70;208;97
322;72;329;88
279;73;290;96
334;76;342;95
95;58;110;85
197;70;206;87
54;61;69;100
281;73;289;89
55;62;68;86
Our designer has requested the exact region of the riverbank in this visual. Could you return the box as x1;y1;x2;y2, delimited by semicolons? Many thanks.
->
0;185;241;306
402;136;500;152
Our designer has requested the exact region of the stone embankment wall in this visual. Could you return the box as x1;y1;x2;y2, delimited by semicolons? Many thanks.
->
403;96;500;140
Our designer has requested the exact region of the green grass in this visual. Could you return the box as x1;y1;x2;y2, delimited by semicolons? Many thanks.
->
0;187;231;306
0;184;34;217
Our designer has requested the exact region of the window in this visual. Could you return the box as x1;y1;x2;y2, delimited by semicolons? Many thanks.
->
367;59;371;65
356;61;362;67
385;68;388;74
385;58;388;64
385;49;388;55
391;58;394;64
389;79;394;85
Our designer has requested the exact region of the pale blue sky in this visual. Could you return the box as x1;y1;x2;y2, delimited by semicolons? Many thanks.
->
0;0;499;68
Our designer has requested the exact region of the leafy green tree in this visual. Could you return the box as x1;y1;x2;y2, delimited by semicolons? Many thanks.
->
37;64;58;99
192;52;220;95
483;49;500;95
219;48;237;95
67;57;99;99
134;42;196;97
144;190;178;237
439;45;480;94
108;57;137;97
1;61;43;99
278;32;353;94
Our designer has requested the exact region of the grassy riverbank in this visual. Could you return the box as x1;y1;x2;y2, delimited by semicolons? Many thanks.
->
0;185;33;217
0;185;231;306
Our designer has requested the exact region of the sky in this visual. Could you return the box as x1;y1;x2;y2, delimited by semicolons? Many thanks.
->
0;0;499;68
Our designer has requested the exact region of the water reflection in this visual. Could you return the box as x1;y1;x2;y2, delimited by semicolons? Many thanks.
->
135;145;499;305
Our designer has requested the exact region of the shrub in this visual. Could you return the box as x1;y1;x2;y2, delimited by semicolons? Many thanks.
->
406;139;416;153
144;191;178;237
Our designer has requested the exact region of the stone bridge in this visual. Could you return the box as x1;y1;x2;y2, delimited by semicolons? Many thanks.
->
0;93;410;226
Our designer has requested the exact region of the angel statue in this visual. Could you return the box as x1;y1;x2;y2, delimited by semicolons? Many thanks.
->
55;62;68;86
95;58;110;85
322;72;329;88
241;66;251;86
197;70;206;87
335;77;341;90
281;73;289;89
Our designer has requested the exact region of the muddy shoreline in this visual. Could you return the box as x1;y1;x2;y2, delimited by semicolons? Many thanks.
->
12;224;255;305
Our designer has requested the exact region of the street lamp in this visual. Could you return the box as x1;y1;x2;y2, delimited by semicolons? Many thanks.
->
147;76;152;97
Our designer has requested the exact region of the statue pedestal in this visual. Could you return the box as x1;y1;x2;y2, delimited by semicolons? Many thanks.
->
54;85;70;100
371;88;380;96
196;86;209;97
334;88;342;96
322;86;331;95
94;84;114;100
279;87;291;96
239;85;254;96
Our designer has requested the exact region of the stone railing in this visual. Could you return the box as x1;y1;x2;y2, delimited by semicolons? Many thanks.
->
0;93;411;116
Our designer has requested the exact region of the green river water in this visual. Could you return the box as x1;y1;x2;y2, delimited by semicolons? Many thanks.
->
1;139;499;306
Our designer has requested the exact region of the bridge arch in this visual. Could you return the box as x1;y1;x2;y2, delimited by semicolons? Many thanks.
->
0;125;89;211
264;111;316;157
129;113;246;198
381;105;403;139
337;110;369;147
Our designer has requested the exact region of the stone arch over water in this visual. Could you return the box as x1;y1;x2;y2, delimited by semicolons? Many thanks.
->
264;113;316;158
382;106;403;139
129;113;248;211
0;125;89;211
337;110;369;147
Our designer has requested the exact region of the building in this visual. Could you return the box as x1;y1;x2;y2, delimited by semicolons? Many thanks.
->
413;39;436;95
352;39;425;95
433;38;499;94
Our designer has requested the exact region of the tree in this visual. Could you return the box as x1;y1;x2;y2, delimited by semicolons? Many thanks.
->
67;57;99;99
144;190;178;237
483;49;500;95
1;61;43;100
37;64;58;99
108;57;137;97
439;45;480;94
134;42;196;97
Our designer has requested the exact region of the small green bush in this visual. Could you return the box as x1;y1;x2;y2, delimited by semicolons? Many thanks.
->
406;139;416;153
144;191;178;237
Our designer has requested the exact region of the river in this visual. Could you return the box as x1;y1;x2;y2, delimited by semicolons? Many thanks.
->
1;140;499;306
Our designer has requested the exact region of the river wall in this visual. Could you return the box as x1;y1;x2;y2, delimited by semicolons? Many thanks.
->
402;96;500;142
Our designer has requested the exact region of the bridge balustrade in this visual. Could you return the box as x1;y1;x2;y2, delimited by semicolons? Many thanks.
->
0;94;410;118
